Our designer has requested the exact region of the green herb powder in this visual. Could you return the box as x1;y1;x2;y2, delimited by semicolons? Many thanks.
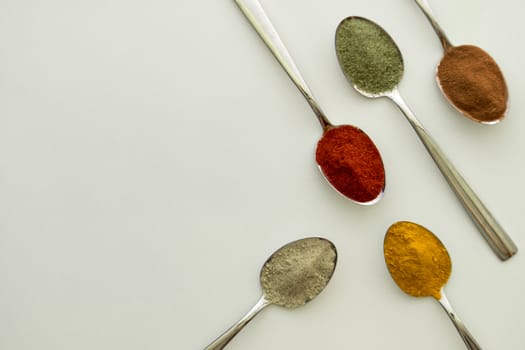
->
335;17;404;94
260;237;336;308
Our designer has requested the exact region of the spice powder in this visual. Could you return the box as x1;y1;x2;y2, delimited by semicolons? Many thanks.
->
260;237;337;308
437;45;508;123
335;17;404;95
384;221;451;300
316;125;385;203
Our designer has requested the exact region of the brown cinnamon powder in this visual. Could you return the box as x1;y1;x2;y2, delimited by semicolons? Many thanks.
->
437;45;508;123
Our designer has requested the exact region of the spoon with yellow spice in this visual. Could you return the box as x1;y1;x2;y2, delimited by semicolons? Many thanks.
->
203;237;337;350
384;221;481;350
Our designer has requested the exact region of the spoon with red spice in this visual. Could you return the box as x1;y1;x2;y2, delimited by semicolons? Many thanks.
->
234;0;385;205
414;0;508;124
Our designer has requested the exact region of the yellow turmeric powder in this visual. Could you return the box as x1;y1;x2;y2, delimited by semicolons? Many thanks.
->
383;221;451;299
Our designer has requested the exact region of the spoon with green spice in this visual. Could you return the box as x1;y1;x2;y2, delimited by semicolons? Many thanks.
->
414;0;508;124
334;16;517;261
234;0;386;205
203;237;337;350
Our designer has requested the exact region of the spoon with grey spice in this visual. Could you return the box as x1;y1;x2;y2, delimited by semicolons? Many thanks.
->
203;237;337;350
334;16;517;261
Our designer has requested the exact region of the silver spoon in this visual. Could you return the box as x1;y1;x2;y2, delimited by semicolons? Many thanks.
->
203;237;337;350
335;16;517;260
414;0;508;124
234;0;385;205
384;221;482;350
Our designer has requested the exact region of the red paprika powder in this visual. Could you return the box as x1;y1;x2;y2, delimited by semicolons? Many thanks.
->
315;125;385;203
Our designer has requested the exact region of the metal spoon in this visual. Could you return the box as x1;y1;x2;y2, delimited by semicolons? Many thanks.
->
234;0;385;205
384;221;482;350
414;0;508;124
203;237;337;350
335;16;517;260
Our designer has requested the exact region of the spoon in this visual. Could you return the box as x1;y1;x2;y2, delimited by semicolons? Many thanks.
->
203;237;337;350
384;221;482;350
234;0;385;205
414;0;508;124
335;16;517;261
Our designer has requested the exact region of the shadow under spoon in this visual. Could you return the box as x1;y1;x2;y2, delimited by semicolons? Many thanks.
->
233;0;385;205
335;16;517;260
414;0;508;124
203;237;337;350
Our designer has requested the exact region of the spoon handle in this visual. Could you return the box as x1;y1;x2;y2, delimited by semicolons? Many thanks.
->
438;289;482;350
413;0;453;50
234;0;331;130
203;296;269;350
389;89;517;261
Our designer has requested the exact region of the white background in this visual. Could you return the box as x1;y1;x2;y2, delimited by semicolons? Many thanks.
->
1;0;524;349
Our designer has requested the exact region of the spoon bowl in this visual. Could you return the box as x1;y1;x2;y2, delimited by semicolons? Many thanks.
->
384;221;451;300
316;125;385;204
335;16;404;98
260;237;337;307
414;0;508;123
334;16;517;260
203;237;337;350
384;221;481;350
234;0;385;204
436;44;508;124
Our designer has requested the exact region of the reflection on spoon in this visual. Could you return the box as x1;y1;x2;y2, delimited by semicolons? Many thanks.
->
384;221;482;350
203;237;337;350
334;16;517;261
414;0;508;124
234;0;385;205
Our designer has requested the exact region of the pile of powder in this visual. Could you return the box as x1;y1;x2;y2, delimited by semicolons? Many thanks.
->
316;125;385;203
384;221;451;300
335;16;404;95
260;237;337;308
437;45;508;123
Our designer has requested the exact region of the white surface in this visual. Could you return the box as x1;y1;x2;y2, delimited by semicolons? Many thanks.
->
1;0;524;349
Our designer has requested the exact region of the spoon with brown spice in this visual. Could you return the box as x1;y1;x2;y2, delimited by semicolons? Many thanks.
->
335;16;517;261
234;0;385;205
414;0;508;124
203;237;337;350
384;221;482;350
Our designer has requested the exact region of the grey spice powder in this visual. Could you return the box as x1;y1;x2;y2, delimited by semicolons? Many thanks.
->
336;17;404;95
260;237;337;308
